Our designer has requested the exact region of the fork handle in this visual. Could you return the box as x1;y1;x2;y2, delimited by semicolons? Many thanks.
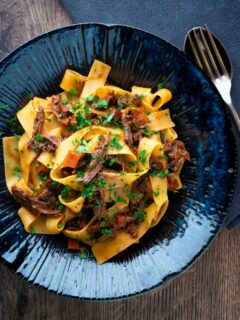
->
228;102;240;133
224;101;240;228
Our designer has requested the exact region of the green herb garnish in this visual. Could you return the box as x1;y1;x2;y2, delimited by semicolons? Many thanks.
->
116;197;128;204
56;201;64;210
0;104;9;110
96;99;108;109
76;171;84;178
150;169;169;178
79;252;88;259
33;134;43;141
28;92;35;99
82;183;97;198
83;104;91;113
128;160;138;166
62;98;69;105
160;133;166;141
139;149;150;164
110;138;123;150
13;166;22;180
133;93;147;99
61;186;71;199
68;87;78;96
76;111;91;129
100;229;112;236
142;129;159;136
157;83;164;90
133;210;145;221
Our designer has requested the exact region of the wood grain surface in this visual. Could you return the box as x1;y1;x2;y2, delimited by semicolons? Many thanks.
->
0;1;239;319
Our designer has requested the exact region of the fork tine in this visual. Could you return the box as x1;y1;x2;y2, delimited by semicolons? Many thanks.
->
205;25;229;76
192;29;214;79
188;32;204;70
199;28;221;78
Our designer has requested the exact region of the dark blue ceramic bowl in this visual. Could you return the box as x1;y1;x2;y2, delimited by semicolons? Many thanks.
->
0;23;237;300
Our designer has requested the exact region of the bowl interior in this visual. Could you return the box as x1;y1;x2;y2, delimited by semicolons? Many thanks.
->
0;23;237;299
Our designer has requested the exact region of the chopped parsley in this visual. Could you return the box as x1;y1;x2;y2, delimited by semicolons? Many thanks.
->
33;134;43;141
108;158;116;166
76;111;91;129
96;99;108;109
162;154;169;161
133;210;145;221
57;223;65;228
150;169;169;178
128;192;143;201
110;138;123;150
85;95;99;103
56;201;64;210
76;139;89;153
142;129;159;136
61;186;71;199
128;160;137;166
30;227;36;234
96;178;106;189
116;197;128;204
105;113;115;123
153;191;160;197
68;87;78;96
79;252;88;259
0;104;9;110
76;171;84;178
13;166;22;180
139;149;150;164
83;104;91;114
82;183;97;198
157;83;164;90
62;98;69;105
161;133;166;141
39;173;48;181
28;92;35;99
133;93;147;99
100;228;112;236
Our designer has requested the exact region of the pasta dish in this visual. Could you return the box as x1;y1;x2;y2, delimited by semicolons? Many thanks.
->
3;60;190;263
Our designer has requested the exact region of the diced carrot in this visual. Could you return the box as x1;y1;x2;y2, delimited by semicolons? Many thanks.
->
63;151;84;168
116;212;127;227
36;163;50;174
59;118;70;126
79;218;88;229
67;239;81;251
87;224;98;233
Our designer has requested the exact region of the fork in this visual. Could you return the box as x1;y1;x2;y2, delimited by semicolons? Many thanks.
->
184;25;240;133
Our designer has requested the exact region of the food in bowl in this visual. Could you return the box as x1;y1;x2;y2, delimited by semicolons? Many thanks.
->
3;59;190;263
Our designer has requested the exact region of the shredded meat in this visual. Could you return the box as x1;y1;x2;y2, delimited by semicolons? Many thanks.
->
126;222;139;239
45;179;62;191
132;130;143;143
110;107;122;120
93;193;106;219
124;109;150;132
32;106;45;135
167;175;179;192
121;112;133;147
77;133;110;184
61;167;76;177
164;140;190;172
12;186;63;216
28;134;61;152
51;95;73;126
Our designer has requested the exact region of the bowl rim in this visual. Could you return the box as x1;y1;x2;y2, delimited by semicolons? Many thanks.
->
0;22;238;300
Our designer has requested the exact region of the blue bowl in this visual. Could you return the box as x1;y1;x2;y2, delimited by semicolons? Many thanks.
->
0;23;237;300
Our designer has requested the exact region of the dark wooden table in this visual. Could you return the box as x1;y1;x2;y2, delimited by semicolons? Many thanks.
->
0;1;239;319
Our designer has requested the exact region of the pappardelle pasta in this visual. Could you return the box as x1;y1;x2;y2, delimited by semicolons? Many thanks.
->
3;60;190;264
